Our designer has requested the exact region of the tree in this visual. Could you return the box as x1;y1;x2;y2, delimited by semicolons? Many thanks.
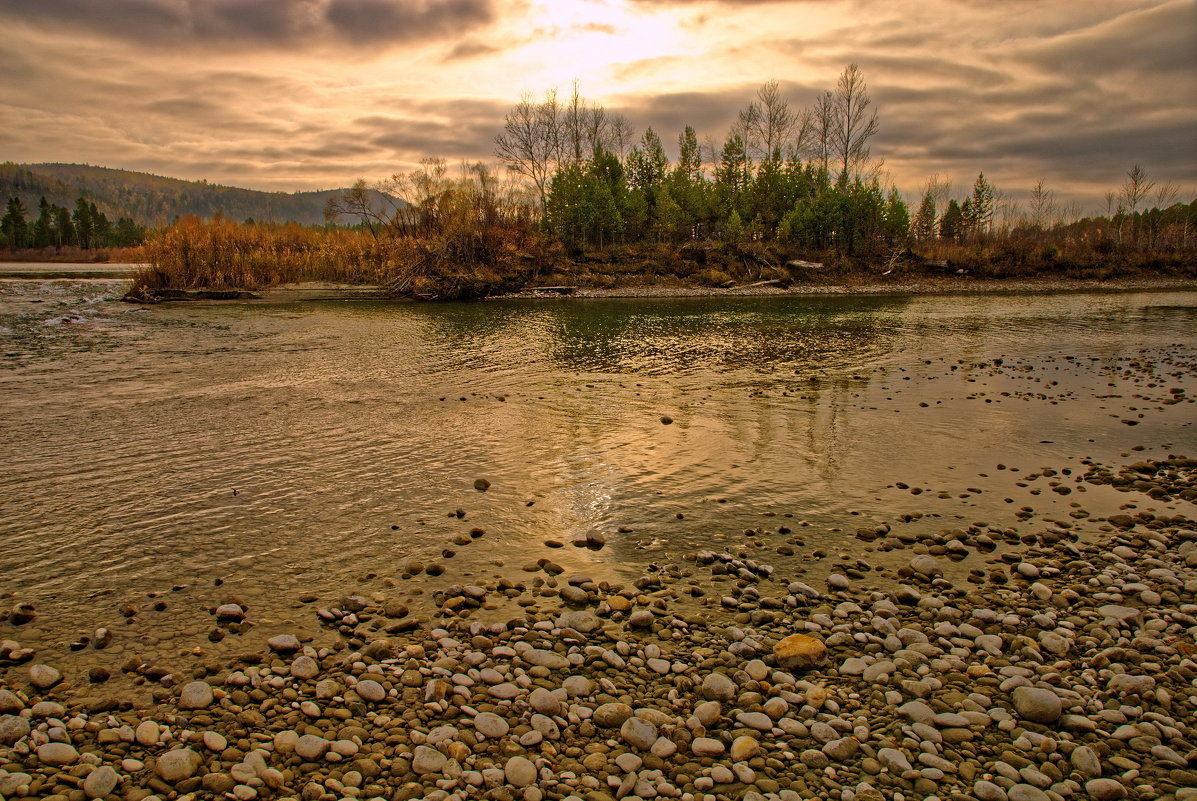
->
53;205;75;248
2;196;28;250
33;196;52;249
1028;179;1055;231
1118;164;1155;247
715;133;751;208
808;90;835;172
741;80;801;164
965;173;995;241
884;187;910;246
324;179;392;237
73;197;93;249
625;128;669;194
912;190;937;242
495;89;562;211
831;64;880;180
939;198;964;243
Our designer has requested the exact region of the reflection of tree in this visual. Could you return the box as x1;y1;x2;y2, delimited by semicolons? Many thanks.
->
539;295;909;375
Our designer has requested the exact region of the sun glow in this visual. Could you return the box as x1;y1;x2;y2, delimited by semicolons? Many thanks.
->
509;0;686;95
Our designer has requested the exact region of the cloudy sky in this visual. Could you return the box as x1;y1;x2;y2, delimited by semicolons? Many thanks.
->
2;0;1194;210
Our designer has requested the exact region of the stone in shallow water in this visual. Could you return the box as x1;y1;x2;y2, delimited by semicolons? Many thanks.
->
267;634;301;654
28;663;61;689
178;680;214;709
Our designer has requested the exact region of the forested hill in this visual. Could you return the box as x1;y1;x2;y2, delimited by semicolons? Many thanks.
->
0;162;364;227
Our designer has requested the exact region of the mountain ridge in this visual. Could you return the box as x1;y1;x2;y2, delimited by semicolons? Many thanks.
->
0;162;378;227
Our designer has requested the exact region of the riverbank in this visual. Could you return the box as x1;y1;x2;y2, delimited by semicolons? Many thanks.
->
2;454;1195;801
514;275;1197;300
119;274;1197;304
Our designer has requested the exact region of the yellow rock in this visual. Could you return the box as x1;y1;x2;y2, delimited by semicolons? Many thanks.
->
773;633;827;670
607;596;632;612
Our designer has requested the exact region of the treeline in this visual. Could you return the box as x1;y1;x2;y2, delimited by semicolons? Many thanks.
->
1;195;146;252
0;162;376;230
132;65;1195;298
496;70;1194;266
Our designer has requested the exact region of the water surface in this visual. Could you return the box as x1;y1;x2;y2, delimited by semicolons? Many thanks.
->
1;280;1195;672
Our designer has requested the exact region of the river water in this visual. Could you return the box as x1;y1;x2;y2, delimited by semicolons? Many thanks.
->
1;275;1196;677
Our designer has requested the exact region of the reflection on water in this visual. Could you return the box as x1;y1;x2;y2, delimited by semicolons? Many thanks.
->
1;283;1196;665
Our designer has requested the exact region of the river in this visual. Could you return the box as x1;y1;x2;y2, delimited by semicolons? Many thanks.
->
1;273;1195;676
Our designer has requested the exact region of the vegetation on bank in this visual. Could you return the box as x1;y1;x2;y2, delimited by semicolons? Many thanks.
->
124;66;1197;299
1;194;145;254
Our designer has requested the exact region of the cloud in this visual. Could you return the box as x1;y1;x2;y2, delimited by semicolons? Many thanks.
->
0;0;497;48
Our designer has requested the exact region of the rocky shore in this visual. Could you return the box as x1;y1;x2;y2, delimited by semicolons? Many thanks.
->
2;457;1196;801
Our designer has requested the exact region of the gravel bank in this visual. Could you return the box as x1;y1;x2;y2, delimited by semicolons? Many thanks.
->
521;277;1197;300
2;457;1196;801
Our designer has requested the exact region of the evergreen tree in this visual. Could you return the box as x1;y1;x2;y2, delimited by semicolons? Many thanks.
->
73;196;94;249
668;125;708;239
2;196;28;250
53;205;75;247
715;133;750;212
884;188;910;246
968;172;995;240
939;198;964;242
33;197;52;248
912;191;937;242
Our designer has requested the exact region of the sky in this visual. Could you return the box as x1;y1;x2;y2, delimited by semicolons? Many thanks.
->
2;0;1195;212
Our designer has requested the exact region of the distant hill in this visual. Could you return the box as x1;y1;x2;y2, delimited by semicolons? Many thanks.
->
0;162;389;228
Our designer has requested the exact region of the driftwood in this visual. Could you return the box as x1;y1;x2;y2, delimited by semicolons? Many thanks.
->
122;288;259;303
786;259;825;270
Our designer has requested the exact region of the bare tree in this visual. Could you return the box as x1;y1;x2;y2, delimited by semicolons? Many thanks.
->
494;89;562;211
741;80;800;163
324;179;405;238
608;114;635;159
808;90;835;172
1028;179;1056;231
1121;164;1154;216
1119;164;1155;246
831;64;880;180
1154;181;1180;210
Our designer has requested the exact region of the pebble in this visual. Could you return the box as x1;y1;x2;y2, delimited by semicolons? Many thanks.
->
1011;686;1062;723
82;765;119;799
37;742;78;766
504;756;537;787
178;680;214;709
28;663;61;689
355;678;385;701
474;712;510;739
155;748;198;782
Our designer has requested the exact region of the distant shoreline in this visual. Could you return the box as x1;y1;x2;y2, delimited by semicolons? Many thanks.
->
109;274;1197;304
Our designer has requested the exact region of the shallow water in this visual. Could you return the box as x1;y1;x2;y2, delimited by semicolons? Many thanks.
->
1;280;1196;674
